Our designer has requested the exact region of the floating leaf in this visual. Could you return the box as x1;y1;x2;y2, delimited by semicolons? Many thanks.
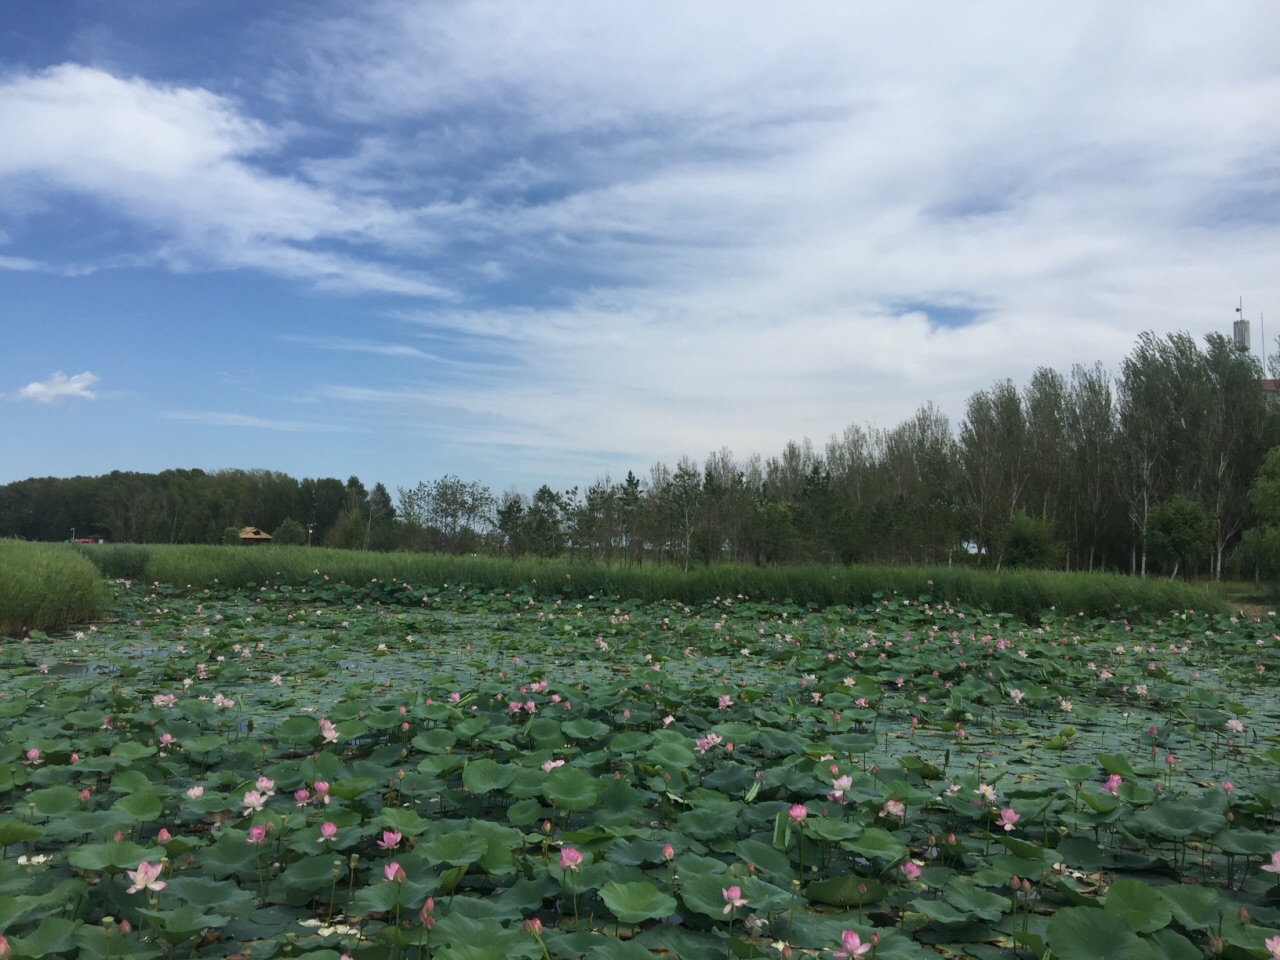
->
807;874;887;907
463;758;515;794
599;880;677;923
1104;878;1170;934
1047;907;1156;960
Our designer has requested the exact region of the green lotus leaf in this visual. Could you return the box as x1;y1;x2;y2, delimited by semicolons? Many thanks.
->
644;740;696;771
599;880;678;924
111;741;157;761
412;728;458;752
594;777;648;828
0;818;43;846
542;766;602;811
807;874;887;907
67;840;151;872
11;916;80;958
138;905;231;942
506;798;543;826
910;896;977;925
328;776;378;801
113;791;163;820
677;803;741;841
941;880;1012;922
1055;836;1105;871
420;830;487;866
561;718;611;740
802;816;862;842
1145;927;1200;960
1131;799;1224;840
1096;754;1138;778
27;785;81;816
1212;828;1274;855
0;880;87;929
1047;906;1156;960
843;827;907;862
526;718;565;750
1101;878;1170;934
463;758;515;794
1117;782;1158;806
609;729;650;754
1157;884;1229;930
679;873;745;921
273;715;321;743
375;807;427;835
165;875;256;909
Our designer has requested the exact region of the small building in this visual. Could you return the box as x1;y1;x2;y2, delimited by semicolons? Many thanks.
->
73;536;109;544
239;526;273;546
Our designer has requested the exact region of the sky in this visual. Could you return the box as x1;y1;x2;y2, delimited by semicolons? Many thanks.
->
2;2;1278;498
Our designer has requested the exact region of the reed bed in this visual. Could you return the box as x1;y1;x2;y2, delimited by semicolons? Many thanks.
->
60;542;1223;620
0;540;105;635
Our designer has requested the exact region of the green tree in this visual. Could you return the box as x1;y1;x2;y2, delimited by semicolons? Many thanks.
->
495;491;526;559
272;517;307;546
1236;447;1280;582
997;511;1059;569
1148;495;1211;578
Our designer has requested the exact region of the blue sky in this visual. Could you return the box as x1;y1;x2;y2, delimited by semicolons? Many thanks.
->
2;2;1278;497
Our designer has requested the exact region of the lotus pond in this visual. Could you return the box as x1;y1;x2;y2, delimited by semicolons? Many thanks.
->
2;574;1279;960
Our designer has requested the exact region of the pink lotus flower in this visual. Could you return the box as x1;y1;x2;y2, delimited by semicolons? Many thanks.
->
420;896;436;929
317;822;338;843
881;799;905;819
721;885;747;914
663;843;675;862
377;829;402;851
294;788;310;806
788;804;808;823
125;860;167;894
1264;934;1280;960
834;930;873;959
185;786;203;799
1102;774;1123;795
383;861;406;882
828;775;853;803
558;846;584;872
997;808;1020;832
314;781;331;804
241;790;267;815
1261;851;1280;874
246;825;268;845
900;860;921;881
156;828;172;844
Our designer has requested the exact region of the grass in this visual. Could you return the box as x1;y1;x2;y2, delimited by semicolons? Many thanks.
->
0;539;104;635
53;542;1226;620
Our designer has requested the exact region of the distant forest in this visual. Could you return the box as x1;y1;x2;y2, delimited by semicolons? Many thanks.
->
4;331;1279;579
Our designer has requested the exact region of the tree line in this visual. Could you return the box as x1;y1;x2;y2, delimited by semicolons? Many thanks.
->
3;330;1276;578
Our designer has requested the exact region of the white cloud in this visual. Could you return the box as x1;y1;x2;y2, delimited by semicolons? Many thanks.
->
3;4;1280;491
162;411;355;433
17;371;99;403
0;64;451;297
